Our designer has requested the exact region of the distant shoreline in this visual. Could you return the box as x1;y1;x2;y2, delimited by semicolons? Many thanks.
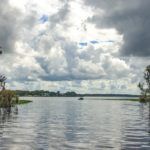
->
14;90;139;97
19;94;139;97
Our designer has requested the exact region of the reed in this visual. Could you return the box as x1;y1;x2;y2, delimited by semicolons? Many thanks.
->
0;90;18;108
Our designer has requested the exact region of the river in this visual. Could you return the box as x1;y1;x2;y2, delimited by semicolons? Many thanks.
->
0;97;150;150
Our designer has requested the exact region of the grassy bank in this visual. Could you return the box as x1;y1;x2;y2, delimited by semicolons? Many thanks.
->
0;90;33;108
103;98;139;101
17;100;32;105
126;99;139;101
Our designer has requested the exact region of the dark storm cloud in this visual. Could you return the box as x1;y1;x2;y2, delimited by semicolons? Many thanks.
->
85;0;150;56
0;0;21;53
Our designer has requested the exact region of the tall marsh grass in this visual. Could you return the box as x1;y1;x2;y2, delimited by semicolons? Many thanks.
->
0;90;19;108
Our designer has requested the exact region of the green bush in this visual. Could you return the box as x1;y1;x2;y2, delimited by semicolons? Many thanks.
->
0;90;19;107
139;95;150;103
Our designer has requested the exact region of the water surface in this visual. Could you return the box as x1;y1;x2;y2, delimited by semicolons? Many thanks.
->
0;97;150;150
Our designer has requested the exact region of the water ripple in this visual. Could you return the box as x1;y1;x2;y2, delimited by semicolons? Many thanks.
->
0;97;150;149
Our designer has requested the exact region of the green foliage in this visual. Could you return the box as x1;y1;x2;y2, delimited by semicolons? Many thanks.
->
17;100;32;104
15;90;78;97
138;65;150;102
0;90;19;107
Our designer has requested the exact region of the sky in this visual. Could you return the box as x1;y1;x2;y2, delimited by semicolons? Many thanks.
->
0;0;150;94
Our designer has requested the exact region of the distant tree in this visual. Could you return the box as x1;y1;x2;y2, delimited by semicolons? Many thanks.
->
144;65;150;93
0;46;2;54
64;91;77;96
138;65;150;102
0;47;6;90
57;91;60;96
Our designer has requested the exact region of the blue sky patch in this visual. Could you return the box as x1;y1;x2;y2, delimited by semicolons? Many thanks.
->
40;15;49;23
90;40;99;44
79;42;88;46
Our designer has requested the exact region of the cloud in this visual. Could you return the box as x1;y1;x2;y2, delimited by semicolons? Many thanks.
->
100;53;130;79
0;0;21;53
85;0;150;56
49;2;70;29
1;0;149;94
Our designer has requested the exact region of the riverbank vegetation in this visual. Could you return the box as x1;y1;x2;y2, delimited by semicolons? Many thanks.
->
138;65;150;103
0;90;18;107
17;100;32;104
0;74;32;108
0;90;32;108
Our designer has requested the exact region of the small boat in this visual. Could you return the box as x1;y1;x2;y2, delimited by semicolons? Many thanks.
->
78;97;84;100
